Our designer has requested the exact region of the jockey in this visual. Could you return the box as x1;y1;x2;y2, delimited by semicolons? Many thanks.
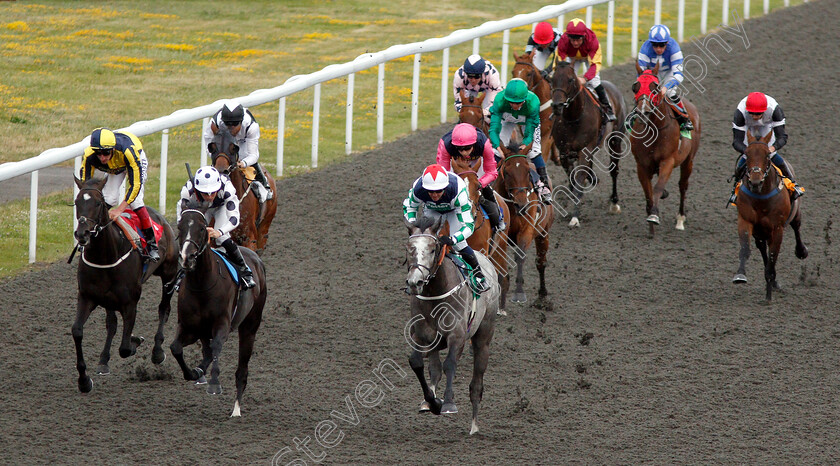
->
453;54;503;122
525;21;562;77
403;164;490;293
176;166;256;289
436;123;505;232
637;24;694;133
80;127;159;262
728;92;804;205
556;18;615;121
204;101;273;204
488;78;552;203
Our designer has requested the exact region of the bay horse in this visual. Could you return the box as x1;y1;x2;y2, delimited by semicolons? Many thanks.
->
457;89;488;136
170;201;267;416
494;149;555;304
211;129;277;254
404;215;498;435
550;60;626;227
449;156;511;314
72;176;179;393
629;63;701;237
733;131;808;301
511;51;556;168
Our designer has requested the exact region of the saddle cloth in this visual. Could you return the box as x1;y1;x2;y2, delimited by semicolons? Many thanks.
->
117;210;163;249
478;202;505;223
211;249;240;284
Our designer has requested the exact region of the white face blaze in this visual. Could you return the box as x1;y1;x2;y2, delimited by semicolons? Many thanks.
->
406;235;438;291
179;220;193;262
82;193;91;201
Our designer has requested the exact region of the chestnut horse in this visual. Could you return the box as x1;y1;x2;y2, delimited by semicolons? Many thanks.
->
629;64;700;237
494;149;555;304
511;51;556;166
450;156;511;314
733;131;808;301
550;61;626;227
71;177;179;393
211;129;277;254
457;90;488;136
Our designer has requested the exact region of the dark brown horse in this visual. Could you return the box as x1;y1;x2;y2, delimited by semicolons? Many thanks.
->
450;156;511;314
170;201;266;416
71;176;179;393
404;215;497;434
550;61;626;227
211;129;277;254
457;89;488;136
494;150;555;304
733;131;808;301
629;64;701;236
511;51;556;166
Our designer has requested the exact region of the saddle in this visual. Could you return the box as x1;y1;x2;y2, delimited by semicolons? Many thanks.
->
116;210;163;252
445;252;483;298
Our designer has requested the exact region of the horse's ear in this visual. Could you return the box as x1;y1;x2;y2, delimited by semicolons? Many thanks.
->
746;131;756;144
404;217;416;232
652;62;660;76
631;81;640;94
430;215;444;234
476;92;486;105
459;88;468;101
635;62;643;76
527;50;535;59
761;131;773;145
95;177;107;190
74;176;83;189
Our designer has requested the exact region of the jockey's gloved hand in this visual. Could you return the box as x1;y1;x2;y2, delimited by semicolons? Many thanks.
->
207;142;218;154
439;235;455;246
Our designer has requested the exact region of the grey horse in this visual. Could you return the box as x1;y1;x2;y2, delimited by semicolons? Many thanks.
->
404;215;498;435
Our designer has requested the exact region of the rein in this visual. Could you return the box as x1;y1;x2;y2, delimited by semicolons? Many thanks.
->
76;187;132;268
497;154;533;201
741;140;775;193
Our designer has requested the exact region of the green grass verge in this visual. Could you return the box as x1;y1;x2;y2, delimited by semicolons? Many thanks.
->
0;0;804;278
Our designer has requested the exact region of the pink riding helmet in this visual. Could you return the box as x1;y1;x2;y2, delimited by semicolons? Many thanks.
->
451;123;478;146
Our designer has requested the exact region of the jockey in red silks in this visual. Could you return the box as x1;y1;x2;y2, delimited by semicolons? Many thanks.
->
556;18;615;121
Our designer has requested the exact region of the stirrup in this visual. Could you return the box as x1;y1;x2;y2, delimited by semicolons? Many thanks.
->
604;108;616;121
791;186;804;199
494;219;507;232
727;192;737;208
240;273;256;289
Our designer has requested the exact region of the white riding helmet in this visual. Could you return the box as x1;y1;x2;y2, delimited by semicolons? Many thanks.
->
193;166;222;193
421;164;450;191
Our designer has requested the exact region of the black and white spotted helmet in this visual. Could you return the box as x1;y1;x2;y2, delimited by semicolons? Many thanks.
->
193;166;222;193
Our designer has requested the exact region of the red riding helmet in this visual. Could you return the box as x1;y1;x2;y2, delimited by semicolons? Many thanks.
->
451;123;478;147
533;22;555;45
745;92;768;113
565;18;588;37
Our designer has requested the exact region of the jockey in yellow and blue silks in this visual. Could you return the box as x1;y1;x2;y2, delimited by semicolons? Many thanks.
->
80;127;159;262
488;78;552;204
403;164;489;293
637;24;694;133
727;92;804;205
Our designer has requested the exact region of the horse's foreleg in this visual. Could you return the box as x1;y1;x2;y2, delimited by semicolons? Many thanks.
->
206;329;229;395
169;326;201;382
676;158;694;230
469;320;495;435
765;230;784;301
72;295;97;393
733;219;752;284
648;158;676;226
535;233;550;298
117;302;141;359
428;350;442;398
440;335;463;414
511;243;528;304
232;327;257;417
608;141;622;213
96;309;118;375
152;284;174;365
635;162;654;217
409;349;442;414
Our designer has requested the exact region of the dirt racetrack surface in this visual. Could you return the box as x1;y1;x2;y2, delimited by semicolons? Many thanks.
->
2;1;840;463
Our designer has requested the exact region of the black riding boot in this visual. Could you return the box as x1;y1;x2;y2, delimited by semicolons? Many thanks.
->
222;238;256;289
479;186;505;231
595;84;616;121
460;247;489;293
252;163;273;201
141;227;160;262
669;95;694;131
775;159;805;199
536;166;552;203
727;162;747;207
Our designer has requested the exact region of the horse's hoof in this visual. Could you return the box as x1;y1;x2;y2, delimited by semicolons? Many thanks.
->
609;203;621;214
231;400;241;418
131;335;145;346
661;189;670;200
418;400;431;413
95;365;110;376
646;214;660;225
151;348;166;365
511;292;527;303
78;376;93;393
429;398;444;415
675;215;686;230
207;383;223;395
732;274;747;284
497;309;507;316
470;420;479;435
772;281;782;291
568;217;580;228
441;402;458;414
796;246;809;259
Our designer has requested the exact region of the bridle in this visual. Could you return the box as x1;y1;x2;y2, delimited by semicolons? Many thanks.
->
514;60;541;92
551;70;583;114
179;209;210;264
497;154;533;201
406;233;446;289
76;187;113;239
745;140;773;186
451;168;486;232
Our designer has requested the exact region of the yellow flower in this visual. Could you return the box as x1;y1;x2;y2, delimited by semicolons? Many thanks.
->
3;22;29;31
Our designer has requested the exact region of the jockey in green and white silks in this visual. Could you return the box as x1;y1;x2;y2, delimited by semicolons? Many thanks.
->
403;164;489;292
